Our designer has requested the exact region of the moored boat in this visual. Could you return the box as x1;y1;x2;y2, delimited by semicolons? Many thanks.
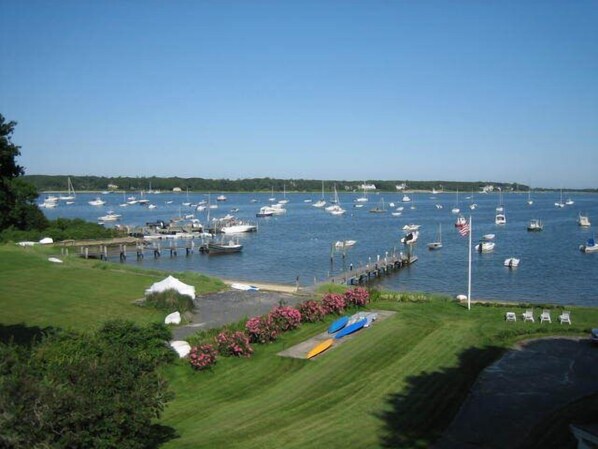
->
579;237;598;253
527;219;543;232
578;213;591;227
504;257;520;268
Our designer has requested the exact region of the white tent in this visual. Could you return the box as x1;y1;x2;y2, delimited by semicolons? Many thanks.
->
145;275;195;299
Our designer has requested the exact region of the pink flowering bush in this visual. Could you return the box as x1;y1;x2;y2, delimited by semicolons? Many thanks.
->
344;287;369;307
215;331;253;357
321;293;346;315
245;315;278;344
269;306;302;332
297;300;325;323
188;344;217;371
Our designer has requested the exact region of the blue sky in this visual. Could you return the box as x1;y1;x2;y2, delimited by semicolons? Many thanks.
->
1;1;597;188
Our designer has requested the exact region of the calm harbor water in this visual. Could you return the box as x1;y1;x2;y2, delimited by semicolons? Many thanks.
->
41;190;598;306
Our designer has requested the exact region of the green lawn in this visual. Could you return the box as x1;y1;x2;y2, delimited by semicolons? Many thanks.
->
1;243;595;448
159;299;597;449
0;244;225;332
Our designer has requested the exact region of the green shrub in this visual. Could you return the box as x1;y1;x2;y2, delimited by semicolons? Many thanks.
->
144;289;195;313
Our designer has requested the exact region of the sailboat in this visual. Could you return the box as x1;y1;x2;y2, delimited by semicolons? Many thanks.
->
326;185;346;215
555;189;565;208
59;177;76;201
469;189;477;210
278;184;289;204
313;181;326;208
427;224;443;250
496;189;504;212
369;198;386;213
268;187;276;203
182;188;191;206
527;187;534;205
355;183;369;203
578;213;591;227
451;190;460;214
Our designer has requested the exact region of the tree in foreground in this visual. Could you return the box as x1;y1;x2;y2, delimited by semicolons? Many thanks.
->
0;114;47;231
0;320;176;449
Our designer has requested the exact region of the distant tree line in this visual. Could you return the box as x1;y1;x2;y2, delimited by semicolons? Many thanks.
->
21;175;573;193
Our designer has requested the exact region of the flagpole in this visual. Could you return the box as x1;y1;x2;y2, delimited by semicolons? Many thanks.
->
467;215;472;310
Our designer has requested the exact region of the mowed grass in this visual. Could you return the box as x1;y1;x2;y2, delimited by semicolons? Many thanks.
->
160;300;598;449
2;244;596;448
0;244;225;331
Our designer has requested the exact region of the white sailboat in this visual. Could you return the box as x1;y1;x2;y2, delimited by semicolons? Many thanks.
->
555;189;565;208
469;189;477;210
278;184;289;204
355;183;369;203
313;181;326;208
326;185;345;215
427;224;443;250
527;187;534;205
496;189;504;212
451;190;460;214
578;213;591;227
59;177;76;201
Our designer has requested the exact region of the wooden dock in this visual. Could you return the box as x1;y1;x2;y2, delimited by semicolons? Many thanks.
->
56;237;203;261
325;251;418;286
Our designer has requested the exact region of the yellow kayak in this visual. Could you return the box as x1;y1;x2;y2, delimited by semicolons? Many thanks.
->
306;339;334;359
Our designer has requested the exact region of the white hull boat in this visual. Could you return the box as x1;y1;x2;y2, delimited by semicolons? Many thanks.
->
476;241;495;252
504;257;520;268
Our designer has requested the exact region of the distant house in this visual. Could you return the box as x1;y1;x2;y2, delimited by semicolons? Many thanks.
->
395;183;407;191
360;183;376;190
172;187;182;193
107;184;118;190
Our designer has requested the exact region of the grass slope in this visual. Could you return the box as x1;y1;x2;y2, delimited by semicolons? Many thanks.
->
160;300;597;449
0;244;225;331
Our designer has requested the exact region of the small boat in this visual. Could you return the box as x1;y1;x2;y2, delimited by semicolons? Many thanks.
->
436;204;444;209
328;316;349;334
221;222;257;234
391;212;402;216
402;224;421;232
148;204;157;209
578;213;591;227
565;198;574;205
88;197;106;206
476;241;496;252
555;189;565;208
207;239;243;254
256;206;274;217
401;231;419;244
216;195;227;202
334;319;367;340
495;213;506;225
98;212;121;222
579;237;598;253
230;283;259;291
369;198;386;213
401;195;411;203
482;234;495;241
527;219;543;232
306;339;334;359
527;188;534;205
504;257;520;268
427;224;443;250
59;177;76;201
334;240;356;250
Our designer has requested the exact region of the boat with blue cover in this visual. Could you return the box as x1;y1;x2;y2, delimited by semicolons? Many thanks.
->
334;318;367;340
328;316;349;334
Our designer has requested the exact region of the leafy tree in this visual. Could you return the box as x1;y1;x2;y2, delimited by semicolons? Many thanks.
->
0;114;47;231
0;321;176;449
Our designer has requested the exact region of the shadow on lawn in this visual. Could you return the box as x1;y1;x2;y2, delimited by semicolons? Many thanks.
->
0;323;59;346
377;345;505;448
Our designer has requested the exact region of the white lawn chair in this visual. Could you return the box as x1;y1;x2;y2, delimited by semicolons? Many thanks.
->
522;309;535;323
505;312;516;322
540;309;551;324
559;311;572;325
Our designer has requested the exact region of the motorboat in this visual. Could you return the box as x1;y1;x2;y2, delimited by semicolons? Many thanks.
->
401;231;419;244
221;221;257;234
527;219;543;232
207;240;243;254
495;213;506;225
436;204;443;209
565;198;574;205
402;224;421;232
475;241;495;252
504;257;520;268
451;207;460;214
313;199;326;208
401;195;411;203
88;197;106;206
579;237;598;253
578;213;591;227
391;212;402;216
98;212;121;222
216;195;227;202
482;234;495;241
334;240;356;250
256;206;274;217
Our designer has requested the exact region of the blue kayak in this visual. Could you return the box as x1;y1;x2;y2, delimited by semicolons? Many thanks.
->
328;316;349;334
334;318;367;340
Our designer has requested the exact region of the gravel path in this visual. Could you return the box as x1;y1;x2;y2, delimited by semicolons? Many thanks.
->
172;290;305;340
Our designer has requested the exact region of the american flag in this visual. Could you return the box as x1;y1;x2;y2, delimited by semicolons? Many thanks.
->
458;220;470;236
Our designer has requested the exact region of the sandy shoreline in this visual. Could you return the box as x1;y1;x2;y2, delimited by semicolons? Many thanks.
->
221;278;300;294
